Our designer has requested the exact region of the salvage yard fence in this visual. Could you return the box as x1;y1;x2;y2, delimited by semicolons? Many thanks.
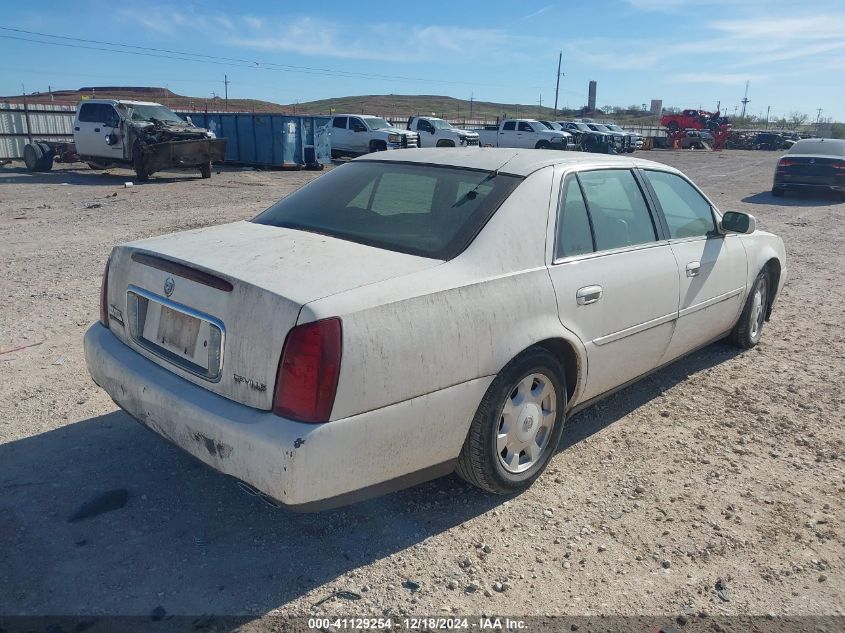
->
0;102;75;159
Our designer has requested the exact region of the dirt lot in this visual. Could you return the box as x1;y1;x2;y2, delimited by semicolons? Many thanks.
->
0;152;842;624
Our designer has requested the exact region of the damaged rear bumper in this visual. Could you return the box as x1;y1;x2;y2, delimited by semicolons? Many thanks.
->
140;138;227;173
83;324;484;510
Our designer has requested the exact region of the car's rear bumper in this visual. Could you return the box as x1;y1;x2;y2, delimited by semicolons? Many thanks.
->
84;324;490;510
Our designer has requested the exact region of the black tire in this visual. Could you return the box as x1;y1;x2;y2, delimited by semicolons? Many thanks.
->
35;143;54;171
456;347;567;495
369;141;387;153
535;141;551;150
436;140;455;148
730;269;771;349
199;161;212;179
133;145;149;181
772;187;785;198
668;121;679;132
23;143;42;172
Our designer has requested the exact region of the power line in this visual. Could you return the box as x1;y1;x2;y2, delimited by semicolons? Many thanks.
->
0;26;536;90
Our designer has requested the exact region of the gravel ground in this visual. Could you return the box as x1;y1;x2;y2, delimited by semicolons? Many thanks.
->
0;152;842;623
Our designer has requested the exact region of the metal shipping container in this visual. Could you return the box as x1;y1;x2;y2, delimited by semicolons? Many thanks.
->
185;113;331;169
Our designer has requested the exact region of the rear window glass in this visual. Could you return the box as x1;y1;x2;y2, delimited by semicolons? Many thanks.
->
788;140;845;157
252;161;522;260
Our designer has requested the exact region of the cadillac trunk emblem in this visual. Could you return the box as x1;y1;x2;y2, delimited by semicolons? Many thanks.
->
163;277;175;297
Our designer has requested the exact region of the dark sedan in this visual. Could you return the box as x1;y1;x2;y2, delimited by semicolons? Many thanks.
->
773;138;845;199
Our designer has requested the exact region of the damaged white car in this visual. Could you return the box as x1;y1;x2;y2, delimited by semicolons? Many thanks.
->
85;148;786;510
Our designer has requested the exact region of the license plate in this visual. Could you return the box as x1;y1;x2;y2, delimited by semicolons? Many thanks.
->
127;286;224;380
156;305;201;360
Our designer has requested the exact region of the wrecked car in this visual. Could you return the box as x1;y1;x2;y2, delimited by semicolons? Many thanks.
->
23;99;226;180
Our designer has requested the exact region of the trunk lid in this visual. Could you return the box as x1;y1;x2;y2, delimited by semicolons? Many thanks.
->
105;221;440;410
777;155;845;185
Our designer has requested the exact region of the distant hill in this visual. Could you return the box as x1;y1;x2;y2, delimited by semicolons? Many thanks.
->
1;86;288;113
1;87;658;123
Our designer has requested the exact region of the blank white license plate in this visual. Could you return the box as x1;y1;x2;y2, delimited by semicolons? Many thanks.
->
127;287;223;380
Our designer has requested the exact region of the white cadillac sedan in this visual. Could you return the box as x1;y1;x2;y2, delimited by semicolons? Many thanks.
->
84;149;787;510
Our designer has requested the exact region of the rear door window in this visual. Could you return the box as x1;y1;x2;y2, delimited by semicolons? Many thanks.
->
332;117;348;129
555;178;594;258
577;169;657;251
503;121;516;131
644;170;716;239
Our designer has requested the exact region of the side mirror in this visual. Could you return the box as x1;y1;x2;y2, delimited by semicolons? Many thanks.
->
105;133;119;146
186;116;193;125
720;211;756;234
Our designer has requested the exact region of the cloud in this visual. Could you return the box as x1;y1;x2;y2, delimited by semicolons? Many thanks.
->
127;9;533;65
522;5;554;20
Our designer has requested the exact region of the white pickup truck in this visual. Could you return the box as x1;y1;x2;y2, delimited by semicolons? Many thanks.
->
470;119;569;150
23;99;226;180
330;114;420;157
406;116;480;148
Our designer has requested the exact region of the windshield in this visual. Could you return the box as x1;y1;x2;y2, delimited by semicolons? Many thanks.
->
788;139;845;157
568;122;591;131
364;117;392;130
538;121;562;130
606;125;623;132
128;104;185;124
431;119;454;129
253;161;523;260
589;124;611;132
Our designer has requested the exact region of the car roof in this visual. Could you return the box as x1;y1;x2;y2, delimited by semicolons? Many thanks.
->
80;99;162;106
355;147;678;177
334;113;382;118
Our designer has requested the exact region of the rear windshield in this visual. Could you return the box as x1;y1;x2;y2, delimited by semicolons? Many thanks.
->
252;161;523;259
788;140;845;157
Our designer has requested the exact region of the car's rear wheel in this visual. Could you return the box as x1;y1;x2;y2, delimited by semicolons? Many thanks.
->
456;347;566;494
436;140;455;148
199;161;212;179
730;269;770;349
535;141;551;150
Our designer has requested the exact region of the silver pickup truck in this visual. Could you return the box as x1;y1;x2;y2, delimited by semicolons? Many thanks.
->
470;119;569;149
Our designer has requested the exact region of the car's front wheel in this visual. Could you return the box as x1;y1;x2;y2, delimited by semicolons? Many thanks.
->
457;347;566;494
730;269;770;349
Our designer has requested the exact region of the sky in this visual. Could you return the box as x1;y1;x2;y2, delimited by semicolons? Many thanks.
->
1;0;843;121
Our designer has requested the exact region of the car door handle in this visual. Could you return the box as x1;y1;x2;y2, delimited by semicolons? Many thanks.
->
94;127;100;132
74;126;80;131
576;285;603;305
686;261;701;277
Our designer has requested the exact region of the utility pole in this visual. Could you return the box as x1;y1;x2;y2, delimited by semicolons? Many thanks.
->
816;108;823;135
766;105;771;130
538;92;542;117
224;74;229;112
553;51;562;116
469;92;474;119
48;85;53;101
740;81;750;119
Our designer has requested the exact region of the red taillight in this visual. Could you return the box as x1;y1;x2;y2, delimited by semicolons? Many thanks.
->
99;258;110;326
832;161;845;170
273;318;342;423
777;159;796;168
